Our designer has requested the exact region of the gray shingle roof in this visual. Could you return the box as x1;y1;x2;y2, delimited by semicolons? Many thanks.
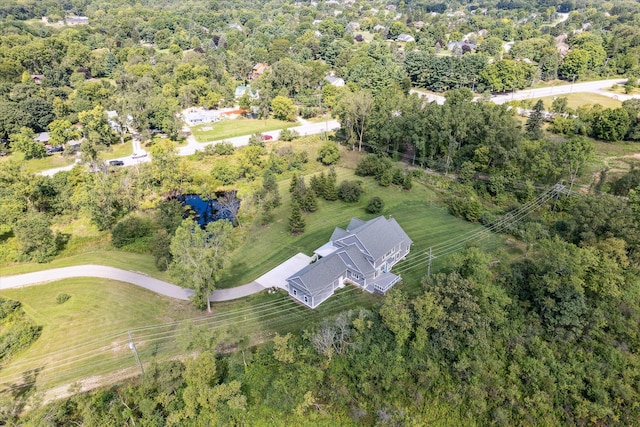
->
288;216;412;297
334;216;413;260
288;252;347;296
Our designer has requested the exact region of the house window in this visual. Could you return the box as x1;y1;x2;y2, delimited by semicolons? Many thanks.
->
352;272;359;279
293;289;297;296
304;296;309;303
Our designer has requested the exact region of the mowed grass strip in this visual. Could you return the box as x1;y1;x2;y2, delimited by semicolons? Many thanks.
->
0;250;171;282
530;92;622;110
191;118;296;142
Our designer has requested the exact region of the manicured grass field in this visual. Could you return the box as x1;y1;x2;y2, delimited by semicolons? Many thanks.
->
191;118;296;142
102;141;133;159
22;154;75;173
0;278;203;390
529;92;622;109
220;165;501;294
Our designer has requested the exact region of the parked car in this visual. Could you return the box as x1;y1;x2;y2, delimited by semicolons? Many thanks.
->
46;145;64;154
108;160;125;166
261;134;273;141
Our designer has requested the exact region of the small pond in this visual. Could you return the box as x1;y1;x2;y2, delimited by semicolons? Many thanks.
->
176;192;240;227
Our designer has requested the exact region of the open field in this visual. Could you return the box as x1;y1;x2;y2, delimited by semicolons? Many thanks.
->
0;277;380;393
0;278;202;390
191;118;296;142
21;154;75;173
221;164;502;293
529;92;623;109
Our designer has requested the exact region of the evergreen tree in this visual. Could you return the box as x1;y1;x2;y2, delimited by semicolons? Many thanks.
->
323;168;338;201
301;189;318;212
292;175;307;204
311;173;325;198
289;172;299;194
526;100;545;140
288;201;306;234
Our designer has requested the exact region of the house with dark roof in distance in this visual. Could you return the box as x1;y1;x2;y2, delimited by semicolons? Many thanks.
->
286;216;412;308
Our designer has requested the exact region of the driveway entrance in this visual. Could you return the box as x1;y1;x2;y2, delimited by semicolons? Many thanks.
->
254;253;312;290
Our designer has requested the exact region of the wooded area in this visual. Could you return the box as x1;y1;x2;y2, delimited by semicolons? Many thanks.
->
1;0;640;424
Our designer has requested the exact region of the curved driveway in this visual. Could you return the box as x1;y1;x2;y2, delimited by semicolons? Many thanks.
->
0;265;263;302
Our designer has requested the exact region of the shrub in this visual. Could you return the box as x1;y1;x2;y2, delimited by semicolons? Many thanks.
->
379;169;393;187
56;293;71;304
447;195;484;222
318;141;340;165
111;215;153;248
279;129;299;141
211;161;241;185
213;142;235;155
338;180;362;202
365;197;384;214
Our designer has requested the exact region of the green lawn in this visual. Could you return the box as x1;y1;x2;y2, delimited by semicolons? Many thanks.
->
102;141;133;159
530;92;623;110
220;166;501;294
191;118;296;143
0;278;202;390
21;154;75;173
0;250;170;282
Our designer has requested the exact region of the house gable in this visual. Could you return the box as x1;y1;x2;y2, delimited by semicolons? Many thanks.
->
287;216;413;308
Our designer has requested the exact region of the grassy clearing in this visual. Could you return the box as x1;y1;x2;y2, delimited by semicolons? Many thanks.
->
0;278;202;389
221;163;501;292
529;92;622;109
102;141;133;159
191;118;296;142
21;154;75;173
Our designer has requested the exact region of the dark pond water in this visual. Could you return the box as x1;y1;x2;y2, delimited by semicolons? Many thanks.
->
177;193;240;227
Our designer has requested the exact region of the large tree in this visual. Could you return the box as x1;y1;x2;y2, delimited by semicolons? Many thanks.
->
170;219;235;312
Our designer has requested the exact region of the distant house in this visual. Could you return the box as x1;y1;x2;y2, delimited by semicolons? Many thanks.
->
447;41;476;52
286;216;412;309
324;75;345;87
65;16;89;25
373;24;386;32
248;63;270;81
413;21;425;29
30;74;44;85
34;132;50;143
228;23;243;31
182;109;220;126
396;34;415;43
346;22;360;32
234;84;258;100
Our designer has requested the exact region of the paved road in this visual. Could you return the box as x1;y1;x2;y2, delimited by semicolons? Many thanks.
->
410;78;635;106
0;265;263;302
40;118;340;176
490;78;629;104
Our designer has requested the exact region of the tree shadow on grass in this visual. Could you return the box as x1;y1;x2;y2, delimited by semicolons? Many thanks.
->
0;366;42;421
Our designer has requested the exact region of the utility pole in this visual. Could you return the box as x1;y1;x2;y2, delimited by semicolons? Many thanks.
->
128;331;144;375
427;247;436;277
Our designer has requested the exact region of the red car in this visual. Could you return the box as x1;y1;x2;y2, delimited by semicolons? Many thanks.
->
261;134;273;141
